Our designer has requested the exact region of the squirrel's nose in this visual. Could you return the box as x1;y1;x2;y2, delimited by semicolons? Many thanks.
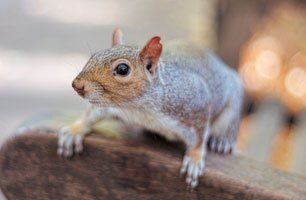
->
72;79;86;97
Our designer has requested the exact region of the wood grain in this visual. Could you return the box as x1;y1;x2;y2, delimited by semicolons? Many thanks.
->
0;131;306;200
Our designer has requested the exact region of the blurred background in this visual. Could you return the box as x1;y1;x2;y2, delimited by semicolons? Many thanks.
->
1;1;306;197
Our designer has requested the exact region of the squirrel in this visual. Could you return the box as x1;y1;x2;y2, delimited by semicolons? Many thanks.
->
57;29;244;188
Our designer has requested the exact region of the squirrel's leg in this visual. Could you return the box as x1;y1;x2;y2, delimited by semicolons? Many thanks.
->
180;120;210;188
208;102;241;154
57;106;120;158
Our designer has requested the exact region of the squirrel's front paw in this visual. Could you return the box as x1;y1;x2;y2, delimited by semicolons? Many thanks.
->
57;126;87;158
180;150;205;189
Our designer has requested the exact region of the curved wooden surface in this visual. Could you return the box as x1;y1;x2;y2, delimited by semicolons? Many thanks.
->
0;132;306;200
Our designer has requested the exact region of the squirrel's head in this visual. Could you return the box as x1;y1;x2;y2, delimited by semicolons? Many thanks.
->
72;29;163;106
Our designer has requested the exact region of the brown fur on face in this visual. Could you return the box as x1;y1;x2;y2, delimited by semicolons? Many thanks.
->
72;33;163;106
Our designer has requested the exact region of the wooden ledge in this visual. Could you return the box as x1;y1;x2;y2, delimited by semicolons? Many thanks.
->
0;132;306;200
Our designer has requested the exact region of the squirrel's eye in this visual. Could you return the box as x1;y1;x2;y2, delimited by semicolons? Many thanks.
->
114;63;130;76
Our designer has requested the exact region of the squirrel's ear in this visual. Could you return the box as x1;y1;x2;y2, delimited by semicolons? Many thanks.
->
112;28;123;46
139;36;162;75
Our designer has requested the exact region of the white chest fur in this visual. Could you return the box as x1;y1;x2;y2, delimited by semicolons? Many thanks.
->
114;107;182;141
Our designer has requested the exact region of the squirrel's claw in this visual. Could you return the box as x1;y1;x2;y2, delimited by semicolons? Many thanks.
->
208;136;234;154
57;127;84;158
180;155;204;189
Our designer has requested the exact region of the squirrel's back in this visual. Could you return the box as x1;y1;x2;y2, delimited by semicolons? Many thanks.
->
161;44;243;117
